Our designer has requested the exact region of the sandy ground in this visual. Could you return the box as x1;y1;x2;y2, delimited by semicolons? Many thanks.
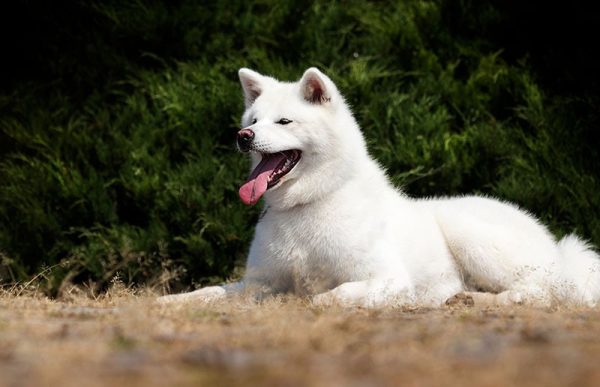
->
2;288;600;387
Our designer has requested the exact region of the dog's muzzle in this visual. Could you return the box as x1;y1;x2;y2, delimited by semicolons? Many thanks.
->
237;128;255;152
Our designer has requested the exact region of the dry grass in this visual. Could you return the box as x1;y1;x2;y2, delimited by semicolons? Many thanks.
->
2;287;600;387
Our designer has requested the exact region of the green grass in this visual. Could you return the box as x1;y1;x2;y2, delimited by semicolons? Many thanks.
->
0;0;598;294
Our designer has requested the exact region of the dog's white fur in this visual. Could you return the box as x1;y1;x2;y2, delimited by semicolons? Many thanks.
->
160;67;600;307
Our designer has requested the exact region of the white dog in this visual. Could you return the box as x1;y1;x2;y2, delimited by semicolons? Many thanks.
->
160;67;600;307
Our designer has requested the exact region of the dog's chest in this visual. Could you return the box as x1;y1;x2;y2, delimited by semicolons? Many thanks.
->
256;205;376;290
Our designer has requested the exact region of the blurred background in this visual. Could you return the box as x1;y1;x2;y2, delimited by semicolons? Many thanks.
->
0;0;598;295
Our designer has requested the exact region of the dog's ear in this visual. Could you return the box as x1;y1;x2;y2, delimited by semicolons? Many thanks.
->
300;68;332;105
239;68;266;108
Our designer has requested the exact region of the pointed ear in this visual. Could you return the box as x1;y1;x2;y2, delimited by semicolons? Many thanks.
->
239;68;266;108
299;67;332;104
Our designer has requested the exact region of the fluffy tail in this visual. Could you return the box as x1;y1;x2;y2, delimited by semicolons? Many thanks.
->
558;234;600;306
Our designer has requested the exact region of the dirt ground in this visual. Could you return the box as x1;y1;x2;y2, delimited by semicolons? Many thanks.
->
2;288;600;387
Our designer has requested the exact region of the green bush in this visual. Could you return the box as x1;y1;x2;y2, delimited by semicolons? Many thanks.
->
1;0;598;293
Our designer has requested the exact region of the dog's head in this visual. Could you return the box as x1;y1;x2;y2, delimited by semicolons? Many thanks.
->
236;68;367;209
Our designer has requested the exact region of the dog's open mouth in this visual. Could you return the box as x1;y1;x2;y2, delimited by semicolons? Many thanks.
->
239;150;302;205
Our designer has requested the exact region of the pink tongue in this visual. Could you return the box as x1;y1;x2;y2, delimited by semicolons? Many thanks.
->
239;153;286;205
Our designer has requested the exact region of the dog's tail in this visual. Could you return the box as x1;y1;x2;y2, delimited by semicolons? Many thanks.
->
559;234;600;306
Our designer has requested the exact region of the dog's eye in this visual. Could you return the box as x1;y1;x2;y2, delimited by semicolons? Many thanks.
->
276;118;292;125
251;118;257;125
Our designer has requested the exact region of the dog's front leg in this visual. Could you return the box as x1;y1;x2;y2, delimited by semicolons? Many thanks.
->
312;278;415;308
157;281;244;304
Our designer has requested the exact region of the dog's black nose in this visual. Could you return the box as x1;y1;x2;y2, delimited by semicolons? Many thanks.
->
237;129;255;152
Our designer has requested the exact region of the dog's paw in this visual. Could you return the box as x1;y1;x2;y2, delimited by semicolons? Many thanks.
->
157;286;226;305
311;292;336;307
496;290;524;305
312;280;414;308
312;282;368;307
